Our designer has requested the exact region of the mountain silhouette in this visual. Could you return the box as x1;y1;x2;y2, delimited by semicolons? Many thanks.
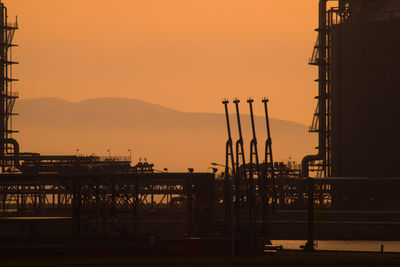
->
13;97;316;172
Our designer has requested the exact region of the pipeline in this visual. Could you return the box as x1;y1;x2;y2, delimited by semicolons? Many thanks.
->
3;138;23;170
2;139;43;172
301;0;327;177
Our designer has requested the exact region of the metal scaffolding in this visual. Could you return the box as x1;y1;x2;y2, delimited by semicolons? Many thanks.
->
0;2;19;173
302;0;351;178
0;172;215;237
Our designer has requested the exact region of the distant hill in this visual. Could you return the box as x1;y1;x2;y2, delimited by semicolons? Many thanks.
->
13;97;316;172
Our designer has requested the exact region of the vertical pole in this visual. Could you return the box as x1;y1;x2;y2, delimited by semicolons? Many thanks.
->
247;98;263;236
38;185;42;215
133;178;138;233
262;98;275;239
57;186;61;209
52;186;55;209
305;178;315;251
33;185;37;212
96;179;100;236
73;178;81;237
319;0;328;177
4;6;7;159
2;188;5;213
222;99;236;233
233;99;245;233
262;98;276;204
186;175;193;235
0;4;5;172
16;188;19;215
111;177;116;232
21;186;25;215
222;99;236;256
151;191;154;209
326;8;334;177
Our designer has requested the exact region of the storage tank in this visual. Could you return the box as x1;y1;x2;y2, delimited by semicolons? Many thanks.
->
331;1;400;177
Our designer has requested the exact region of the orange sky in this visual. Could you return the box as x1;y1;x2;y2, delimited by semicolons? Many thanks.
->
6;0;318;124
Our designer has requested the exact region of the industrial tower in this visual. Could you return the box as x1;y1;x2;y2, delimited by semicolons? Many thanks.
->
302;0;400;178
0;1;19;173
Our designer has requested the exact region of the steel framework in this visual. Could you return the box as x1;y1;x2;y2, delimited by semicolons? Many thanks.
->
302;0;351;177
0;2;19;173
0;172;215;237
222;98;277;238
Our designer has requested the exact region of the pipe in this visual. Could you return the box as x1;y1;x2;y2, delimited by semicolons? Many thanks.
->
2;139;43;172
3;138;22;170
302;0;327;178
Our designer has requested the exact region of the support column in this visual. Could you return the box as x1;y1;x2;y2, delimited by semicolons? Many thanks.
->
304;178;315;251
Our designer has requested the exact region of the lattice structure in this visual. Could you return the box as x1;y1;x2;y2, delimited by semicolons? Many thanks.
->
0;173;215;237
0;2;19;173
303;0;350;178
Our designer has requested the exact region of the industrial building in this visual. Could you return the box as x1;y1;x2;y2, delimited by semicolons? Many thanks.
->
1;0;400;253
303;0;400;178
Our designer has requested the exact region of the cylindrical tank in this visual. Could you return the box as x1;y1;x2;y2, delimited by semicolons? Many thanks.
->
331;3;400;177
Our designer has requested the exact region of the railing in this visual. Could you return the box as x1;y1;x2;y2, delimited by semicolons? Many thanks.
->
8;91;18;97
309;103;319;132
93;156;131;162
308;36;319;65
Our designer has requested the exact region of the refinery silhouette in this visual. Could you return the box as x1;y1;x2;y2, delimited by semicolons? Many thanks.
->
2;0;400;265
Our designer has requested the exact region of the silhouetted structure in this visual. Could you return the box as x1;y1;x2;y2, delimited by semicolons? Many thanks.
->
302;0;400;178
0;2;19;173
0;5;132;174
222;98;276;240
0;1;216;240
4;0;400;248
0;172;215;237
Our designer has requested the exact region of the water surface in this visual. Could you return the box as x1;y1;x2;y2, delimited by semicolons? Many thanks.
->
272;240;400;252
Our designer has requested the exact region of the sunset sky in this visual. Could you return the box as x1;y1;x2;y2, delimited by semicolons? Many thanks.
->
6;0;318;125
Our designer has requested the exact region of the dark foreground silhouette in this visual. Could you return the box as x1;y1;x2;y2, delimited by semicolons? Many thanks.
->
3;251;400;267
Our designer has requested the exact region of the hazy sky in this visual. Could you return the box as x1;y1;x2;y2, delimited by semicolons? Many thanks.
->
6;0;318;124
